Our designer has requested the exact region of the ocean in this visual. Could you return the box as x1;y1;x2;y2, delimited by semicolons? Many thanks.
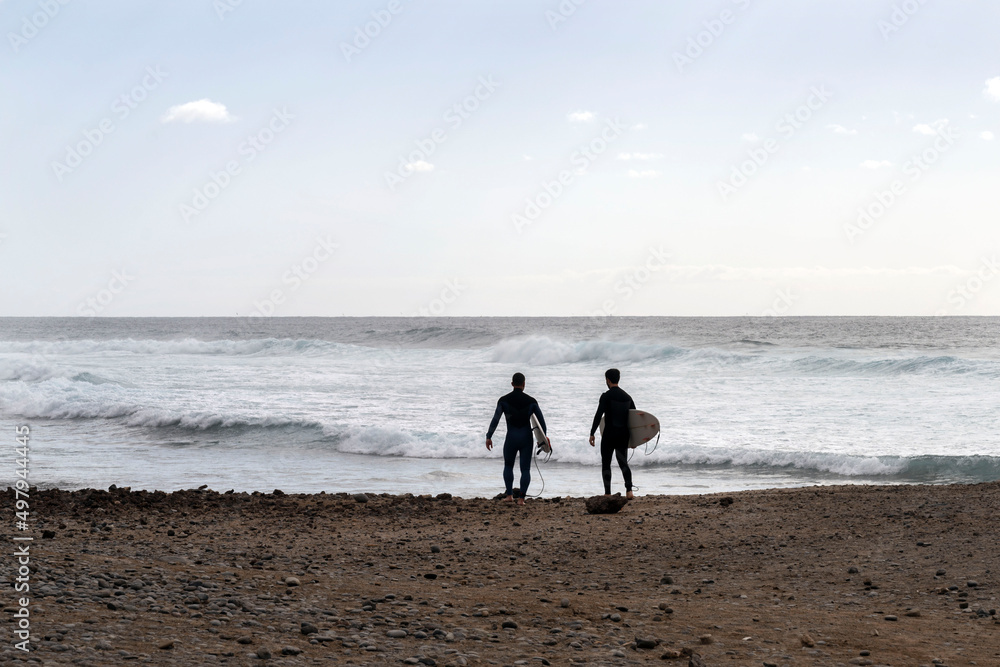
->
2;317;999;498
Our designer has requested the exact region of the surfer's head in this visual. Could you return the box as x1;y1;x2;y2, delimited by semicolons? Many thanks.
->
605;368;620;385
511;372;525;388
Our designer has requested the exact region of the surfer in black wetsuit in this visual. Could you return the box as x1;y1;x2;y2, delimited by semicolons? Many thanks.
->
589;368;635;499
486;373;549;505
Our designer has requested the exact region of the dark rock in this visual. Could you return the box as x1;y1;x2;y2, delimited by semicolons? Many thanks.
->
353;493;368;503
281;646;303;655
585;493;629;514
423;573;437;580
301;622;318;635
719;497;734;507
431;545;441;553
435;493;452;500
157;640;174;650
688;653;705;667
42;530;55;539
236;636;253;644
848;567;859;574
501;620;518;629
636;637;657;649
660;575;674;585
967;581;979;588
256;647;272;659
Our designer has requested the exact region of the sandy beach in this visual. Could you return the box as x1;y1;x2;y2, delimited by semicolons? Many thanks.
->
4;482;998;666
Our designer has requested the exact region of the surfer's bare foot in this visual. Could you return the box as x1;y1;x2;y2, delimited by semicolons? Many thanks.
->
502;495;513;502
516;498;525;506
626;491;634;500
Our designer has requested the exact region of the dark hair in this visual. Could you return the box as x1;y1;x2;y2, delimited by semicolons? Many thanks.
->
512;372;525;386
605;368;620;384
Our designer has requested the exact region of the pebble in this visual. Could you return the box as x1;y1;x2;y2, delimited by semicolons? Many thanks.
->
698;634;713;644
284;576;300;587
157;640;174;650
256;647;272;659
884;615;898;621
301;621;318;635
560;598;570;608
353;493;369;503
387;629;407;638
502;620;518;629
635;637;657;649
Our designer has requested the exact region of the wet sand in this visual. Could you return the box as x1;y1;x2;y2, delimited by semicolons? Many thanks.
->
3;482;998;666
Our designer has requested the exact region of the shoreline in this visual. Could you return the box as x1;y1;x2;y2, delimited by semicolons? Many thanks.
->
4;482;998;665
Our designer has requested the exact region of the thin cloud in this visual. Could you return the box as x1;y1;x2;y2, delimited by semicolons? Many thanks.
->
913;119;949;135
742;133;759;142
984;77;1000;102
628;169;660;179
828;124;858;136
981;131;995;141
404;160;434;173
161;99;236;124
631;123;648;130
861;160;893;169
567;110;596;123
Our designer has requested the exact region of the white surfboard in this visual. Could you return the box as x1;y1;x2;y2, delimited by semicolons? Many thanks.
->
599;409;660;449
530;413;550;454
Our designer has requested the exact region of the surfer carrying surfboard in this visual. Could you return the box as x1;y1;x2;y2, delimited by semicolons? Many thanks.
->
486;372;550;505
589;368;635;499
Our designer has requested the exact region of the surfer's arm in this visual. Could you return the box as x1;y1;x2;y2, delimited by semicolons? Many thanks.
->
486;400;504;439
531;402;547;435
589;393;606;437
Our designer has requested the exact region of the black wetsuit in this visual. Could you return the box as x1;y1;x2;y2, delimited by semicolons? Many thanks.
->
590;386;635;494
487;388;546;497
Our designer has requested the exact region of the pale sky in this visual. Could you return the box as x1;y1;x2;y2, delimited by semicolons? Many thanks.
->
2;0;999;316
